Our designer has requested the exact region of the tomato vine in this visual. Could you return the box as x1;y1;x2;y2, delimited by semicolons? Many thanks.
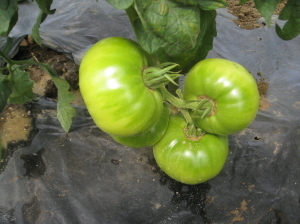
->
0;0;299;134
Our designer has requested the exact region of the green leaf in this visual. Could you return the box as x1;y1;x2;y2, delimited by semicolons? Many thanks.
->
152;6;201;56
197;0;227;10
278;0;292;20
170;0;199;5
254;0;281;26
52;76;76;132
32;62;76;132
132;0;216;72
171;0;227;10
134;0;201;62
134;20;166;55
31;10;48;46
239;0;251;4
2;37;14;55
35;0;56;14
0;75;12;112
170;9;217;72
106;0;134;9
8;66;36;104
0;0;18;37
32;0;55;46
276;0;300;40
0;138;2;161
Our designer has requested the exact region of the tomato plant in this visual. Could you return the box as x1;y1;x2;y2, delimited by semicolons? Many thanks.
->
110;104;170;148
1;0;298;188
183;58;260;136
153;115;228;185
1;0;299;132
0;0;75;132
79;37;164;137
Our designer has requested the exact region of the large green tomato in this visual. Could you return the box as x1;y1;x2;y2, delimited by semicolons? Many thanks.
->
110;104;170;148
79;37;163;136
153;115;228;185
183;58;259;135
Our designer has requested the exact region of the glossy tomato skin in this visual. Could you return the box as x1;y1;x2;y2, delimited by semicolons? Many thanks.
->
79;37;163;136
110;104;170;148
153;115;228;185
183;58;259;135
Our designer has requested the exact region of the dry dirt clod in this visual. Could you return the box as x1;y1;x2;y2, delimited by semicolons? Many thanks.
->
226;0;287;30
12;36;82;105
257;75;271;110
0;104;34;149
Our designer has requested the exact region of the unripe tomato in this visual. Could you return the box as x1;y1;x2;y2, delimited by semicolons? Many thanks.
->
153;115;228;185
183;58;259;135
80;37;163;136
110;104;170;148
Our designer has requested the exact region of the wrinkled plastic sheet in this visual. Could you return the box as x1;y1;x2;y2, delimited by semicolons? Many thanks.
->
1;0;300;223
0;0;135;65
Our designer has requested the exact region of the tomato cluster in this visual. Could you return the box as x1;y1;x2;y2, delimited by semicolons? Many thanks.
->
79;37;260;185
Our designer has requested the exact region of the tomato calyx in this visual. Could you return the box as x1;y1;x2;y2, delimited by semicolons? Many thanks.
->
183;124;206;140
159;87;214;118
192;97;215;119
143;62;181;89
159;86;213;138
197;95;217;116
182;110;207;139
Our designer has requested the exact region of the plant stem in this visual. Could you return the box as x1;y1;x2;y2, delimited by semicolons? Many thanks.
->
0;50;38;66
125;1;149;35
125;4;138;34
159;86;185;108
0;67;8;71
0;50;12;64
143;62;181;89
159;87;212;112
0;50;14;74
133;1;149;31
159;86;212;138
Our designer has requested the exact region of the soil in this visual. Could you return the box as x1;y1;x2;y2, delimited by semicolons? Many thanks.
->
16;36;83;105
257;73;271;110
0;104;34;149
0;0;284;159
226;0;287;30
0;36;84;160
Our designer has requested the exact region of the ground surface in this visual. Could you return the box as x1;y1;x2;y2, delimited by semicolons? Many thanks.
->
227;0;286;29
0;0;284;160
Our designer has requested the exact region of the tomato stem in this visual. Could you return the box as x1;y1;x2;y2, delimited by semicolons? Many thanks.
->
143;62;181;89
159;86;213;138
0;50;43;74
159;87;213;114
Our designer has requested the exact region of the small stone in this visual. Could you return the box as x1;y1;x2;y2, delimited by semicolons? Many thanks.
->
27;35;35;45
254;23;261;28
19;39;28;47
238;13;244;18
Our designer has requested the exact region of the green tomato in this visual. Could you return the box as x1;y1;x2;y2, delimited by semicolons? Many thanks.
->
153;115;228;185
110;104;170;148
79;37;163;136
183;58;260;135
